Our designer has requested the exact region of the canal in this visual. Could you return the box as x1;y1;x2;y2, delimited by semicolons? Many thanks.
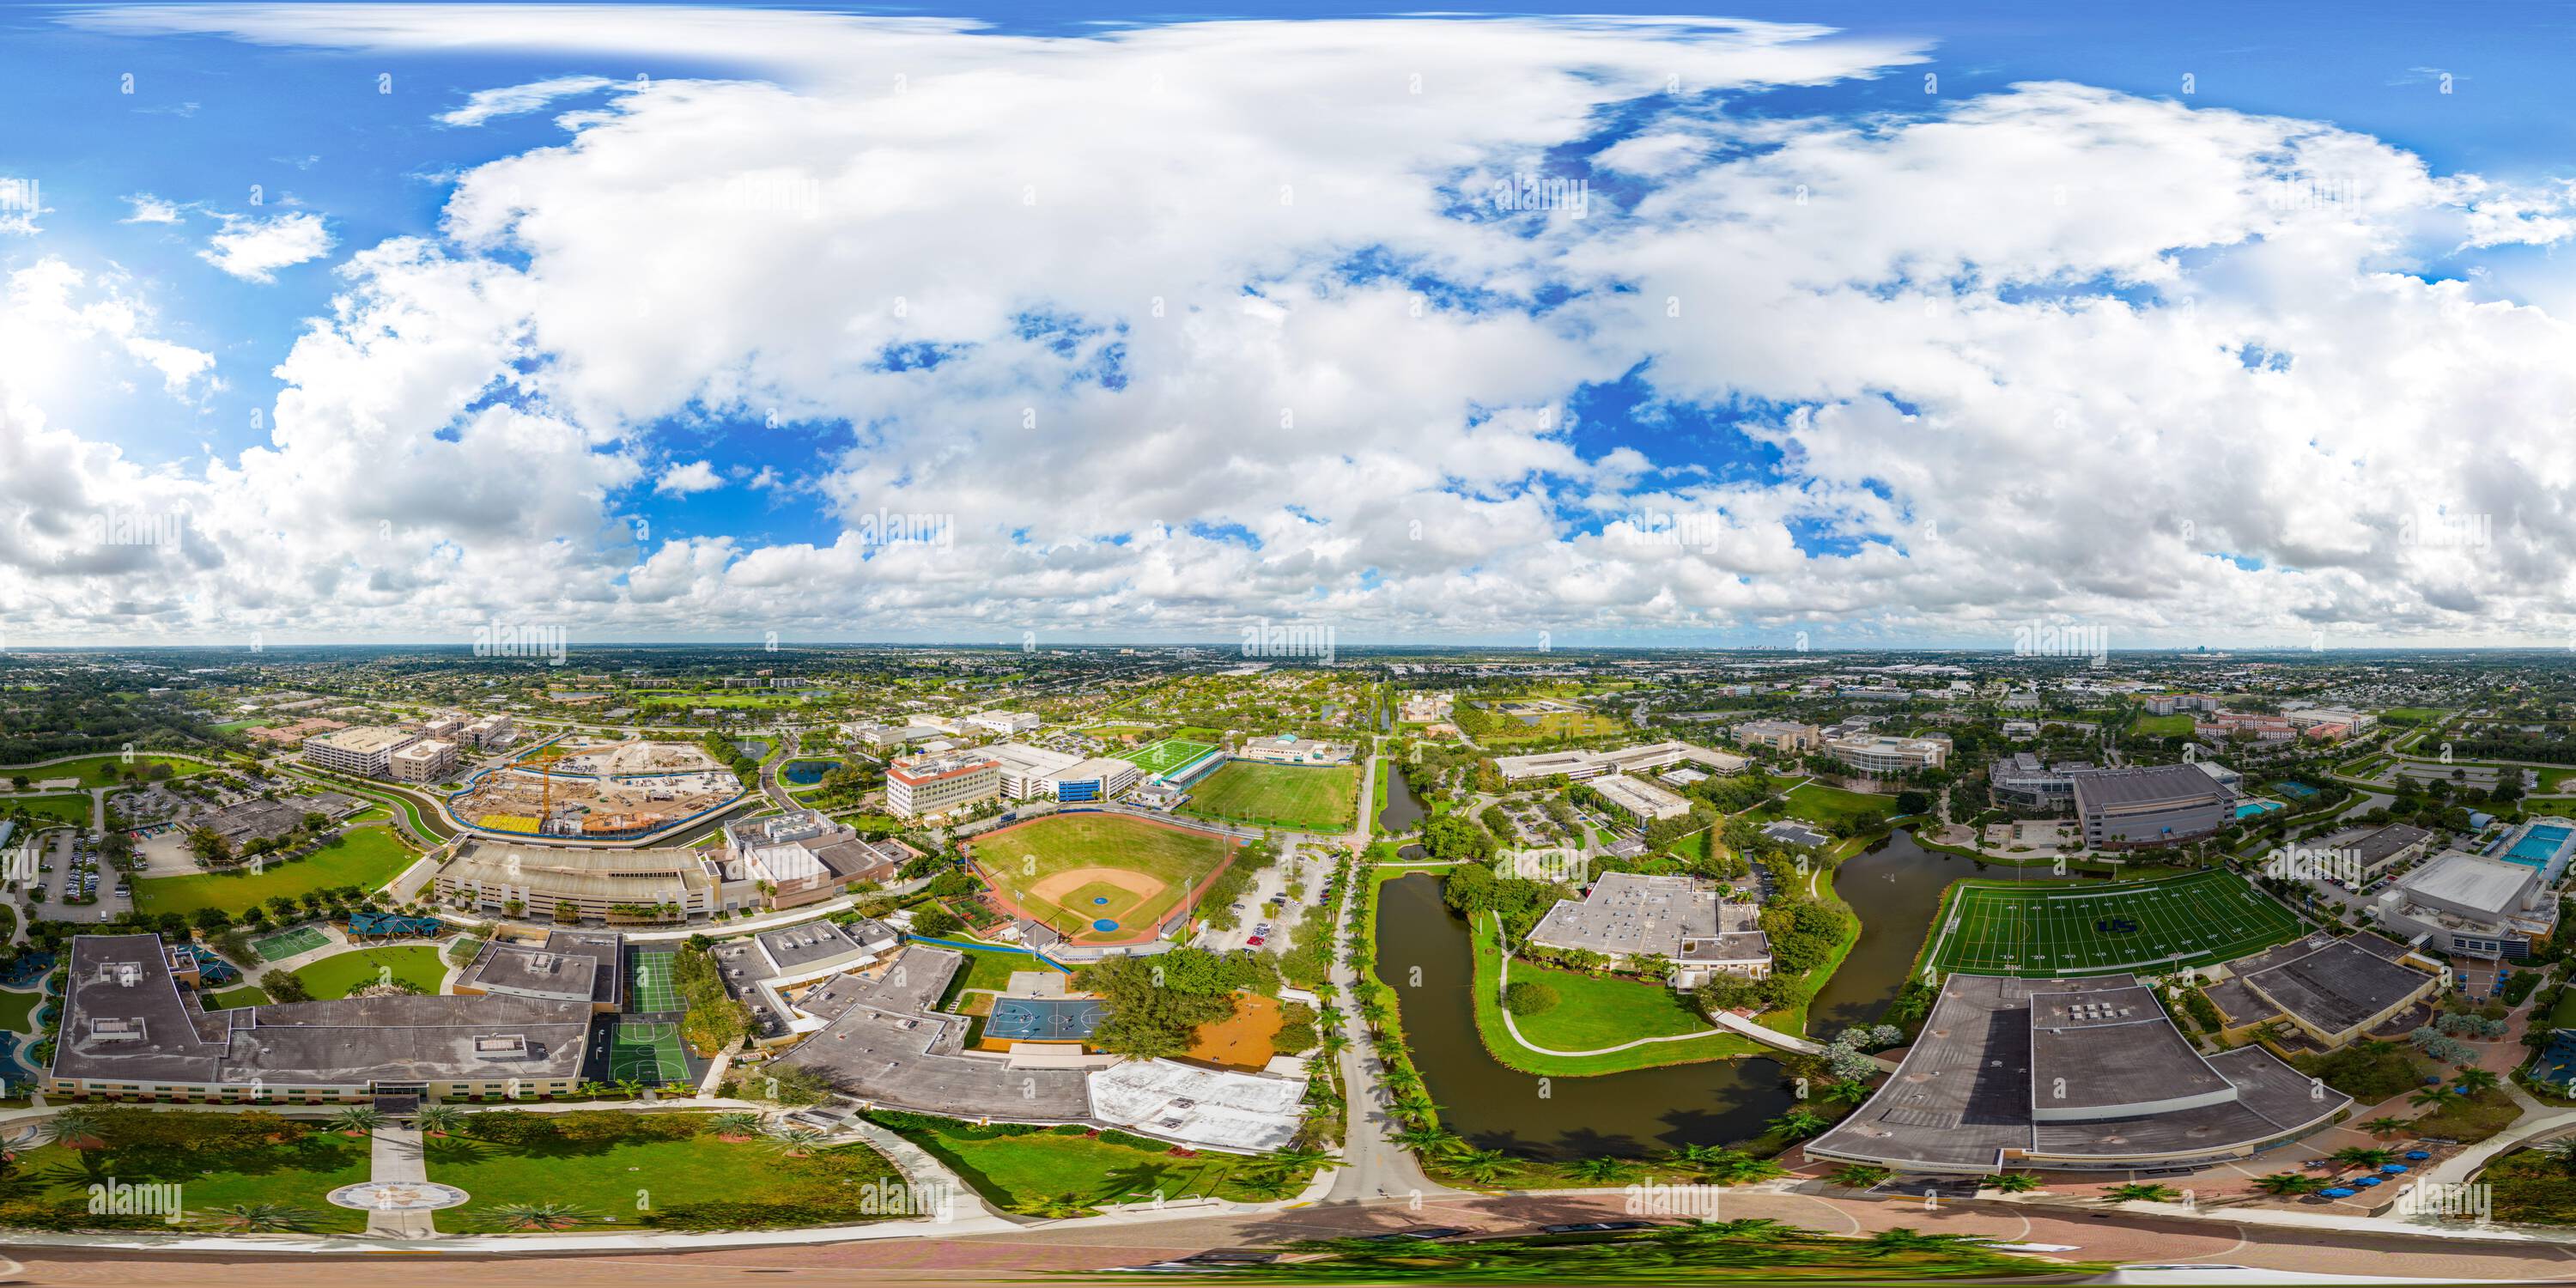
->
1371;829;1964;1160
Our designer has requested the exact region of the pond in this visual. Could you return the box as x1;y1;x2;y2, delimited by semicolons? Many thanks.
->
1370;828;1962;1161
1376;764;1428;835
781;759;834;786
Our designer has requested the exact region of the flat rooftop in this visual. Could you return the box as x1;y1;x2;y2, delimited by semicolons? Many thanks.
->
2069;764;2228;811
307;726;416;754
2397;850;2535;917
2237;934;2436;1035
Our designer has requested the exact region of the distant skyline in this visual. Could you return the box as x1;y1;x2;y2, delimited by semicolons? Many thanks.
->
6;3;2576;647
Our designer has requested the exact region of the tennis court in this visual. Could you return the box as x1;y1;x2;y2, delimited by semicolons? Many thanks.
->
985;996;1106;1042
605;1020;690;1083
1922;869;2303;978
252;925;331;962
629;951;682;1012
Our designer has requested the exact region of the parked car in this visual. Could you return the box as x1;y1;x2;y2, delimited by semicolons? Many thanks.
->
1542;1221;1658;1234
1356;1227;1470;1242
1245;935;1267;947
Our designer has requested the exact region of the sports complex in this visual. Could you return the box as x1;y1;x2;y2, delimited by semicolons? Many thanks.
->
1919;869;2306;978
1177;760;1359;833
1126;738;1225;785
965;811;1238;945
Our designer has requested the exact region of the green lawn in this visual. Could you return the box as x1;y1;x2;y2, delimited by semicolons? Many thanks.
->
0;988;40;1033
289;945;448;999
0;753;216;787
426;1118;902;1230
1180;761;1360;832
2;1123;373;1233
866;1114;1315;1212
0;793;91;826
1779;782;1898;830
2132;713;2196;738
934;942;1060;1008
206;985;270;1009
1459;901;1760;1076
131;824;418;917
1505;958;1725;1049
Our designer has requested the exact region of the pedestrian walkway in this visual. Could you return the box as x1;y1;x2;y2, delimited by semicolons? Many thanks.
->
366;1125;436;1238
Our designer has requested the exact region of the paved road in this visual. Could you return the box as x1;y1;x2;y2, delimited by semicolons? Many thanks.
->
15;1188;2576;1283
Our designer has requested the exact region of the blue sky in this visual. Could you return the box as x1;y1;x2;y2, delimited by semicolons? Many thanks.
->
5;3;2576;647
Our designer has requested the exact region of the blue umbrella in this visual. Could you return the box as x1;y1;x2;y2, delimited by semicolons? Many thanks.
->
2356;1176;2384;1188
2322;1188;2356;1198
2405;1150;2432;1160
2381;1163;2409;1173
2425;1076;2444;1084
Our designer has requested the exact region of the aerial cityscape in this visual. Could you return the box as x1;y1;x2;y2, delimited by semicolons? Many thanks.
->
6;1;2576;1285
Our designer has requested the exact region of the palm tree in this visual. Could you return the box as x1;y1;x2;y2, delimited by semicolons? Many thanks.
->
1315;1030;1352;1059
330;1105;385;1137
1986;1172;2044;1194
2407;1087;2452;1112
1705;1152;1785;1187
2360;1116;2410;1139
1767;1108;1831;1140
1392;1091;1441;1125
412;1105;465;1138
613;1076;646;1099
1569;1156;1640;1184
1862;1228;1983;1256
1234;1168;1297;1200
1820;1079;1874;1105
1392;1124;1458;1156
2251;1172;2324;1197
42;1108;106;1150
2332;1146;2398;1169
1662;1143;1731;1176
1827;1163;1892;1190
1446;1147;1513;1186
2457;1068;2502;1095
765;1127;830;1157
1013;1192;1091;1219
710;1111;764;1140
477;1201;603;1232
2103;1182;2180;1204
193;1202;321;1234
1265;1145;1331;1174
1355;995;1391;1032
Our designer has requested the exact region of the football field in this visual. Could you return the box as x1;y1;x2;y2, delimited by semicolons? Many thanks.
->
1922;869;2304;978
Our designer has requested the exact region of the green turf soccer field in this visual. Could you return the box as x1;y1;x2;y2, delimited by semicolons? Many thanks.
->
1126;738;1219;778
1922;869;2305;978
629;951;682;1012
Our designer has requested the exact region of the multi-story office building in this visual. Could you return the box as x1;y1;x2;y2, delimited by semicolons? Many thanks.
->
300;726;422;778
885;750;1003;817
389;738;459;783
1731;719;1821;754
1823;733;1950;775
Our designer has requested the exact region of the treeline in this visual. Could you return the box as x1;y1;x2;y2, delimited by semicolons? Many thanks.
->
1078;947;1279;1058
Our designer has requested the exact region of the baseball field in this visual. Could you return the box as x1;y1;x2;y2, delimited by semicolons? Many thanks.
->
968;811;1237;945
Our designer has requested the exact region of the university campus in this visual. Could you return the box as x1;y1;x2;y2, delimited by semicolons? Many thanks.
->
9;3;2576;1285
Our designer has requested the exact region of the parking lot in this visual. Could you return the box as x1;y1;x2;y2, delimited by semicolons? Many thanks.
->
1197;841;1328;956
24;827;134;924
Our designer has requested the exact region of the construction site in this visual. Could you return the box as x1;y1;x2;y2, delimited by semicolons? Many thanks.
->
447;738;746;840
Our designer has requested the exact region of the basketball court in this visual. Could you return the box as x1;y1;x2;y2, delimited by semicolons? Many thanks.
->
984;996;1106;1042
253;925;331;962
605;1020;690;1083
